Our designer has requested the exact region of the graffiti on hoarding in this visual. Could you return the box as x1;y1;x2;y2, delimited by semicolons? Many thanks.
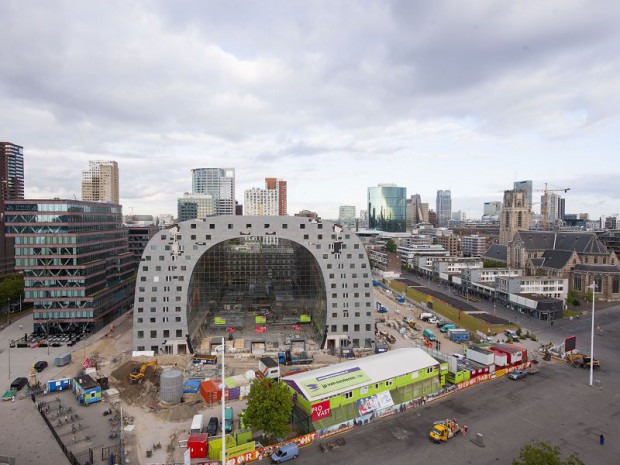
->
225;433;316;465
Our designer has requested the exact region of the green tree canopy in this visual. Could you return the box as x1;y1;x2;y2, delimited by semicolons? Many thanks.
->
513;440;585;465
243;378;293;438
385;239;397;253
0;273;24;304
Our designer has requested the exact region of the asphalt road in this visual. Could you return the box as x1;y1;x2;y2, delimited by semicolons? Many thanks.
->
297;359;618;465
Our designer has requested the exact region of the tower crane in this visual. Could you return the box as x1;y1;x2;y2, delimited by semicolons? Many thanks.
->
534;183;570;230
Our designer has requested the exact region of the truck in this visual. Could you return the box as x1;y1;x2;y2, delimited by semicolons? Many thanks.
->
429;419;461;443
258;356;280;379
566;353;600;369
191;414;204;434
422;329;436;342
278;350;314;366
448;328;470;343
224;407;234;434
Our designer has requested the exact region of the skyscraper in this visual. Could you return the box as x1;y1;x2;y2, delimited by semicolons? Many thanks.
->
513;180;533;209
81;160;119;204
541;192;561;230
0;142;24;275
0;142;25;201
192;168;235;215
406;194;428;227
368;184;407;232
265;178;287;215
436;190;452;227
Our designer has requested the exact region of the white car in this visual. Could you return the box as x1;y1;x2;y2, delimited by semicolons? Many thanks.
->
428;317;438;324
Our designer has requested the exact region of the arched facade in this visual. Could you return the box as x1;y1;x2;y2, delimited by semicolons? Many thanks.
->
133;216;375;354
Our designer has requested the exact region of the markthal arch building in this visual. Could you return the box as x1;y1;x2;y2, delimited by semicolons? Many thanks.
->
132;216;375;354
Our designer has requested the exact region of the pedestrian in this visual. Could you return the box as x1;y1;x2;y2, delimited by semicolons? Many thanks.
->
600;434;605;445
19;325;22;330
462;425;468;436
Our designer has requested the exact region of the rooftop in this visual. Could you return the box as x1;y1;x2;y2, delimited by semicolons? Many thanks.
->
283;348;439;402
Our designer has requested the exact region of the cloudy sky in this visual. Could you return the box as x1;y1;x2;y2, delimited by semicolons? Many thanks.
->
1;1;619;220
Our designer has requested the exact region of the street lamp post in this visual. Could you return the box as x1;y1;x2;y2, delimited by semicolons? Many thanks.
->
221;336;226;465
8;341;11;380
589;283;596;387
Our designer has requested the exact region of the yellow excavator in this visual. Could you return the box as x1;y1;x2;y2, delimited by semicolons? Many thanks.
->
129;360;159;383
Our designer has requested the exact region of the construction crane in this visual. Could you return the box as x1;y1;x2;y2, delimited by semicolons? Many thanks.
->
534;183;570;230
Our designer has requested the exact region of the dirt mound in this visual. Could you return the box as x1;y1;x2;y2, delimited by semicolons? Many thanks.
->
110;361;161;405
156;396;203;422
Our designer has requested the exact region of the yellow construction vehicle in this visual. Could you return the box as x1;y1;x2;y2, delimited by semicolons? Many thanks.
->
430;419;461;443
566;353;600;369
129;360;159;383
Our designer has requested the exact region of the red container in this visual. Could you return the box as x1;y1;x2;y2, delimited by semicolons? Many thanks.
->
200;381;221;404
188;433;208;459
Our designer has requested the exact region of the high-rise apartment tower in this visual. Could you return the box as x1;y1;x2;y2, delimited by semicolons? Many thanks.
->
81;160;119;204
265;178;287;215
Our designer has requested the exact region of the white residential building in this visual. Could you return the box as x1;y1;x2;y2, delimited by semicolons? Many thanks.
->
244;188;279;216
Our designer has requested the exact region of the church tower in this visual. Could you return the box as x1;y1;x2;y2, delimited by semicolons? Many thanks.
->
499;189;531;246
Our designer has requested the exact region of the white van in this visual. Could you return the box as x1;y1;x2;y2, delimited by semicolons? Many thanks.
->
419;313;433;321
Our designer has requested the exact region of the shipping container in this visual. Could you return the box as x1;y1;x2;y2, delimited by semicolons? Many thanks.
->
465;346;495;366
188;433;208;459
492;344;523;364
490;349;508;367
448;329;470;343
47;378;72;392
54;353;71;367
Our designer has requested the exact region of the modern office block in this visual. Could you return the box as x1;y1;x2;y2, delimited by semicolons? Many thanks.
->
191;168;235;215
5;199;135;333
368;184;407;232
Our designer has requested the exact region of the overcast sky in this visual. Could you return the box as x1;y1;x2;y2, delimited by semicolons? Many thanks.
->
1;1;619;220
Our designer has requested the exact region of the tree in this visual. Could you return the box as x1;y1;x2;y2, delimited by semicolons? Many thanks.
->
0;273;24;305
385;239;397;253
513;440;585;465
243;378;293;438
565;290;580;308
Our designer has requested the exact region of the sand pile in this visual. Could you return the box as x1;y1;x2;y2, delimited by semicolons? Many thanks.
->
110;361;161;405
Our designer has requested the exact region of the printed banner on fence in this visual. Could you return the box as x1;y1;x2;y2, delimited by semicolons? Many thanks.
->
215;317;227;325
293;324;302;331
255;326;266;334
227;326;236;332
255;316;266;324
299;314;311;323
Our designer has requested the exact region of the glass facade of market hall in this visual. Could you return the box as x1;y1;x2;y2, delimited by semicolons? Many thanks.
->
187;236;326;335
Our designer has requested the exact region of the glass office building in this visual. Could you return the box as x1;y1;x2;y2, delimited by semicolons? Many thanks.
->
5;200;135;333
367;184;407;232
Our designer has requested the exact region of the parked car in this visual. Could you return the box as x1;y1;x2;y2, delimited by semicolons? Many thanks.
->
403;316;414;324
34;361;48;372
206;416;219;436
508;370;528;380
436;320;447;328
10;377;28;391
428;317;438;324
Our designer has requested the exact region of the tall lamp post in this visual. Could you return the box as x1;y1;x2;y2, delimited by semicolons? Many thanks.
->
588;283;596;387
221;336;226;465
